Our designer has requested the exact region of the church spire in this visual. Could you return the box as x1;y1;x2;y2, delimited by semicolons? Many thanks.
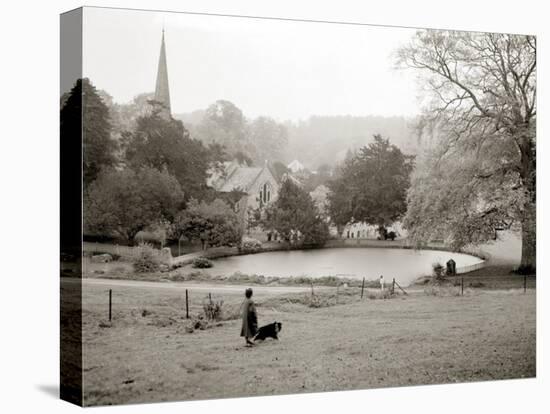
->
154;29;171;118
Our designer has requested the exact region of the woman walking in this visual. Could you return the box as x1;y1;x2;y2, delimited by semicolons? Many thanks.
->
240;288;258;347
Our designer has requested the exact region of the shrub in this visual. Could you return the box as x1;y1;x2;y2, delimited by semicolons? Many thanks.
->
202;297;224;321
133;242;160;273
367;289;393;300
424;285;461;297
514;265;536;275
432;262;445;280
192;257;214;269
239;237;263;254
308;294;325;308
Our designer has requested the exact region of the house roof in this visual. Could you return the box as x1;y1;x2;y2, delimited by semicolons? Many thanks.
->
287;159;305;172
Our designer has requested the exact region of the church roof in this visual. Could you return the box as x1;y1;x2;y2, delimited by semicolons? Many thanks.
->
218;166;264;192
209;161;276;193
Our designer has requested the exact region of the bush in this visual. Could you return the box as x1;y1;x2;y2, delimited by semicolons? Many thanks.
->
133;242;160;273
307;294;325;308
367;289;393;300
432;262;445;280
239;237;263;254
424;285;462;297
192;257;214;269
514;264;536;275
202;297;224;321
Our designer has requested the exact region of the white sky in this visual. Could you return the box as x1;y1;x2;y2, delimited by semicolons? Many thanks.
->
82;7;421;122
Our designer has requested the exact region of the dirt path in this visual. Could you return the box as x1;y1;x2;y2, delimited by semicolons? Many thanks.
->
75;277;332;295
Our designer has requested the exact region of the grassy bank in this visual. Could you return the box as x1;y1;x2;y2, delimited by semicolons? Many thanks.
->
412;265;536;290
79;278;536;406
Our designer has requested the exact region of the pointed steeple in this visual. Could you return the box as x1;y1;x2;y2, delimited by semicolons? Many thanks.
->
154;29;171;118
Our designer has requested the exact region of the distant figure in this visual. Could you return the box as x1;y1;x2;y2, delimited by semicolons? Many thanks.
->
446;259;457;275
380;275;385;292
240;288;258;347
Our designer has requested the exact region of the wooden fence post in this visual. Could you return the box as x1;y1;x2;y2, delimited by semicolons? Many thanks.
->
393;279;408;295
361;277;365;299
311;281;314;297
185;289;189;319
524;275;527;293
461;278;464;296
109;289;112;321
336;284;339;304
392;278;395;295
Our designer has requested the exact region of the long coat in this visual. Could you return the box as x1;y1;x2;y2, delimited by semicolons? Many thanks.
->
240;298;258;339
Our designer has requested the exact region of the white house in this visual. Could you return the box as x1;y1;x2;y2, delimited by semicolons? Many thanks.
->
287;159;305;173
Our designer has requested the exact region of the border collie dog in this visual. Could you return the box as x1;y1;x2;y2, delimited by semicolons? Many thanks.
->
254;322;282;341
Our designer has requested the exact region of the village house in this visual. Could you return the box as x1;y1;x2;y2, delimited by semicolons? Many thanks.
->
342;221;408;240
287;159;305;173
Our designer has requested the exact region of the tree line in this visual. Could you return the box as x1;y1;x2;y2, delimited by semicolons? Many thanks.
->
61;78;242;248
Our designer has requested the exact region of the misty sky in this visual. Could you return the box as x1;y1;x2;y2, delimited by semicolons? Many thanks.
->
82;7;422;122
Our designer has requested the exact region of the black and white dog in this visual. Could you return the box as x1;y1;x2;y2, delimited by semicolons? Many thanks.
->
254;322;282;341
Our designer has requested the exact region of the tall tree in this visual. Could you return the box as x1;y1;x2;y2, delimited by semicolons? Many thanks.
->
123;111;224;200
261;179;329;246
397;31;536;270
327;135;414;233
271;161;290;181
61;78;117;186
194;100;261;162
84;167;185;242
173;199;243;250
249;116;288;164
108;92;155;136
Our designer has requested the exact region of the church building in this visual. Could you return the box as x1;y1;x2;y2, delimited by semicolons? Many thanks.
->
207;161;280;240
152;31;279;240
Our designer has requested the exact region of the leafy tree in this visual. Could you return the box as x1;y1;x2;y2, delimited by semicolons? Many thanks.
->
108;92;155;136
309;185;330;218
61;78;117;186
234;151;253;167
84;167;185;242
302;164;333;193
261;179;329;246
249;116;288;164
397;31;536;270
327;135;414;233
301;215;331;247
271;161;290;181
173;199;243;250
195;100;252;160
404;146;521;250
123;111;224;200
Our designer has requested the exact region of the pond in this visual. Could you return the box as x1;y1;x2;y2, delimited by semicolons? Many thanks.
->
202;247;484;286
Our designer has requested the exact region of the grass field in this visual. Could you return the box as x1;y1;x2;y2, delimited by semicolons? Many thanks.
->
77;277;536;406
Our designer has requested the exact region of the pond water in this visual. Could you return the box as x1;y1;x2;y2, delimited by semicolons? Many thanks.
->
203;248;484;286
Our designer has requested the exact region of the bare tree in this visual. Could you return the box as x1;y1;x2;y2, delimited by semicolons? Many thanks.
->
397;31;536;270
